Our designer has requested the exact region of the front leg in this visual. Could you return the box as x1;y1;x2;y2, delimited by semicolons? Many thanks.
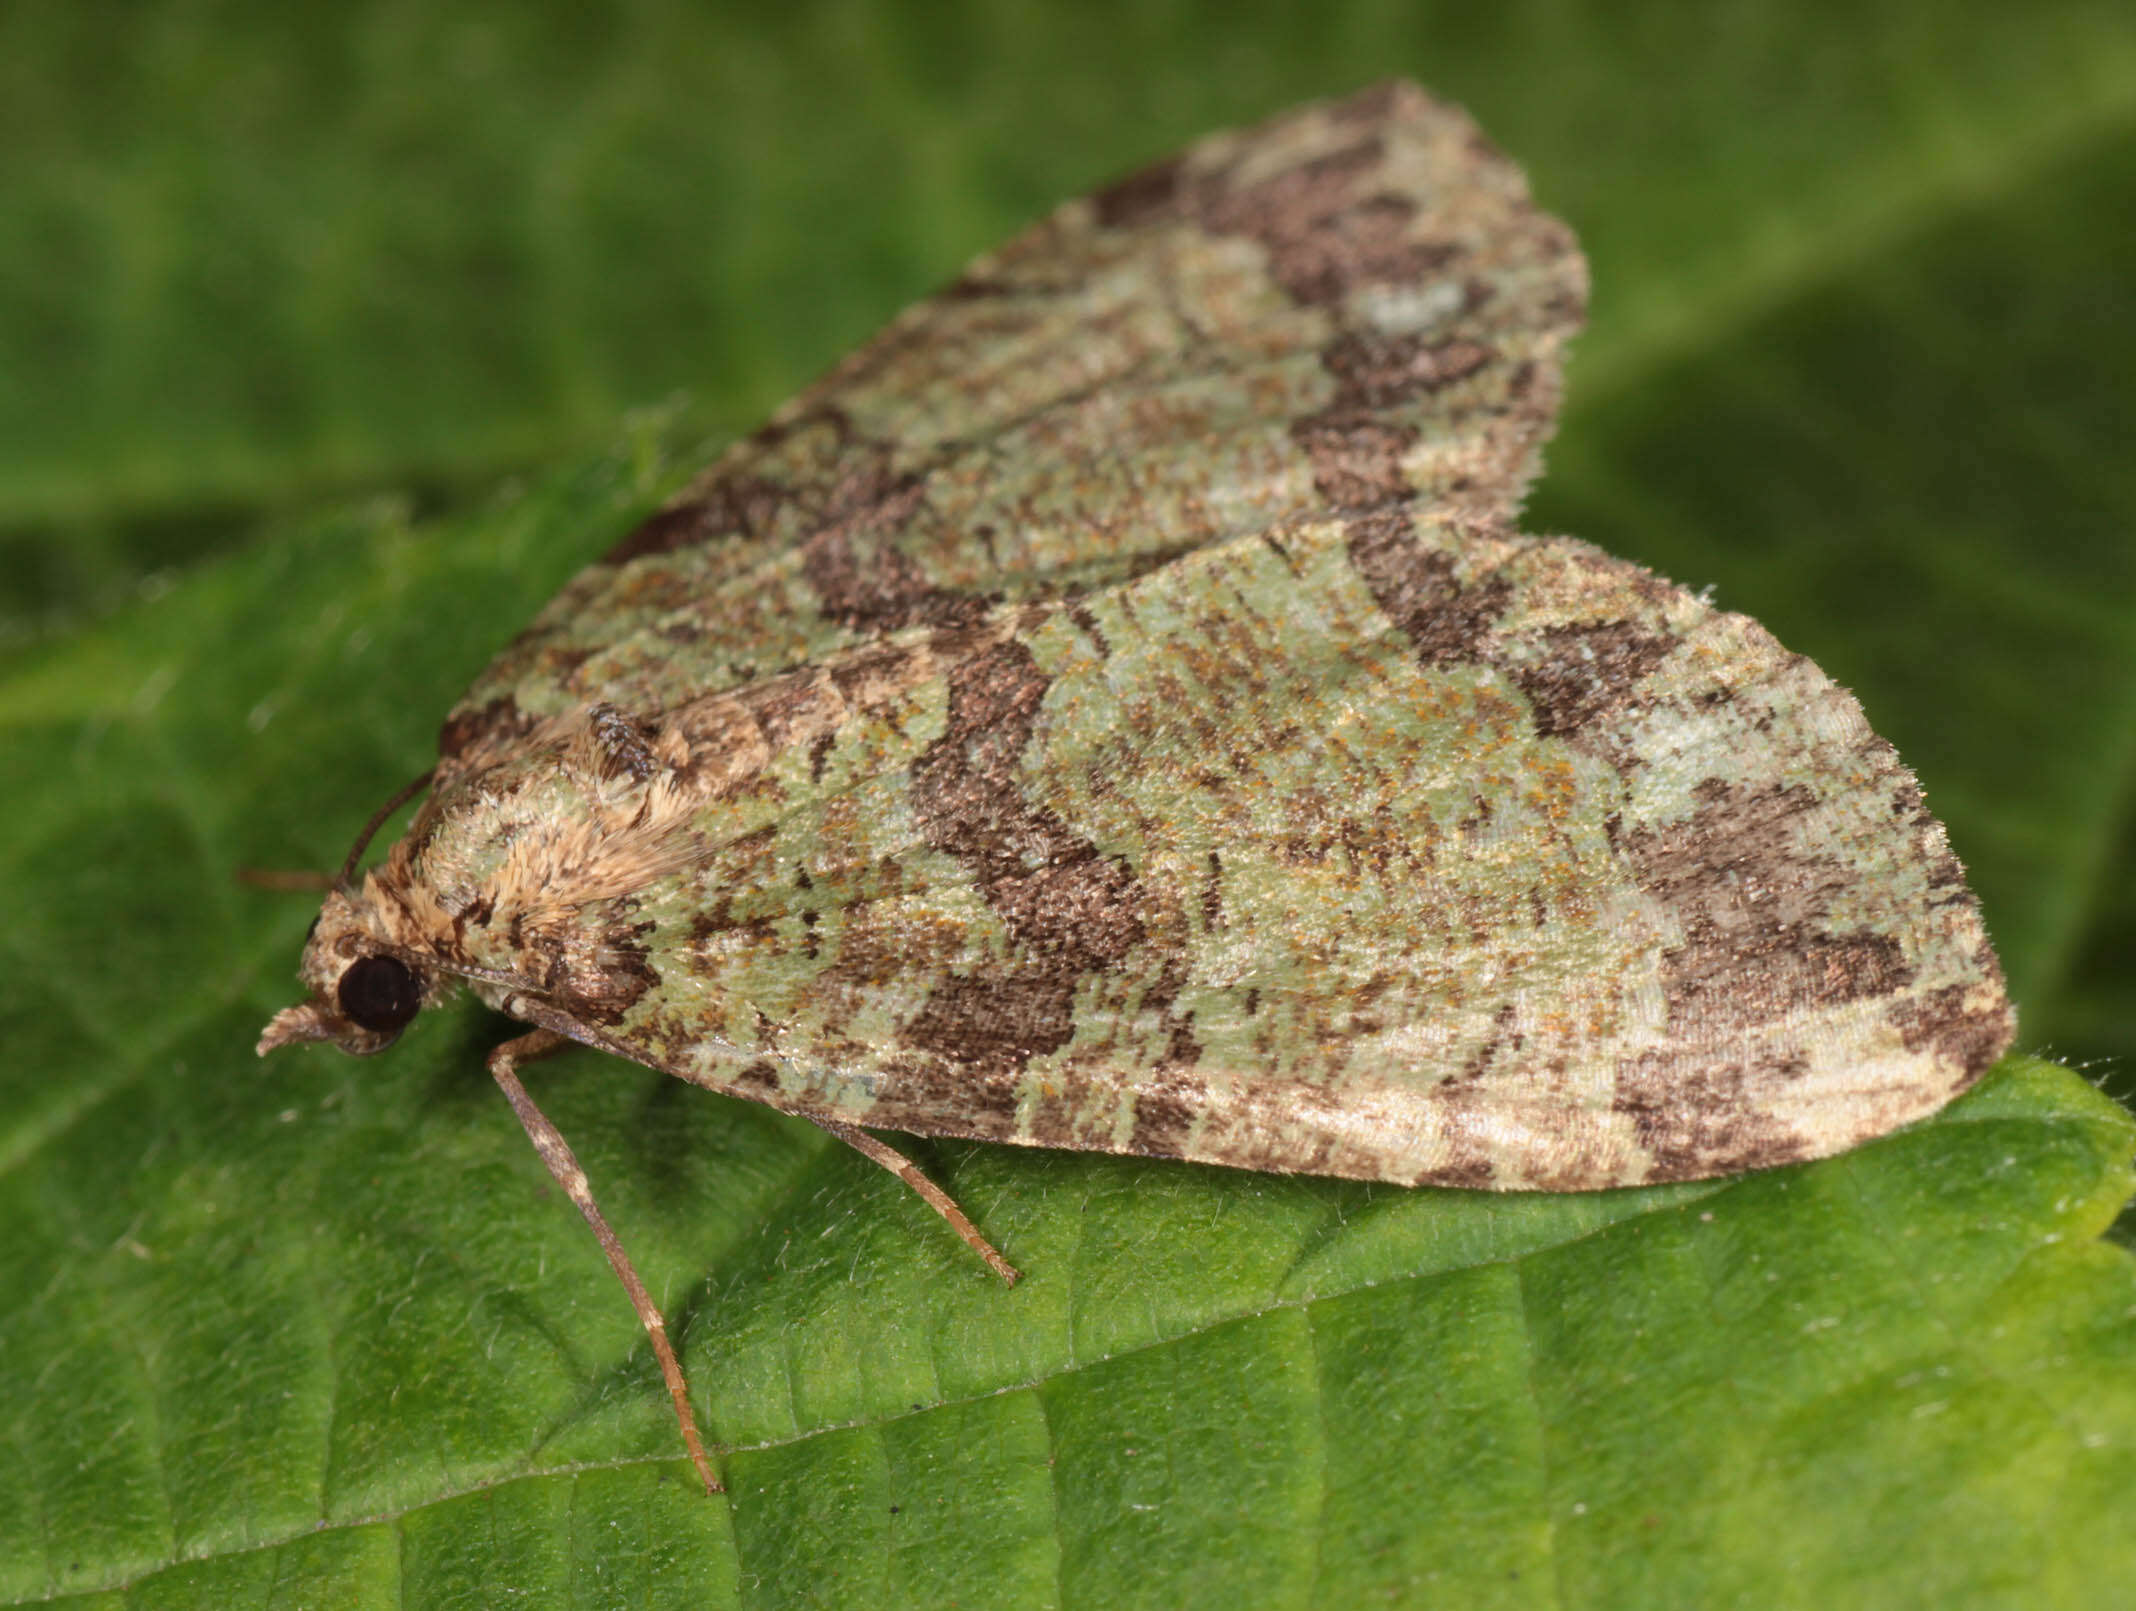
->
487;1028;721;1495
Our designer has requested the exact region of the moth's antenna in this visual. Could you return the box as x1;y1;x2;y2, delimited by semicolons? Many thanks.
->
336;769;436;891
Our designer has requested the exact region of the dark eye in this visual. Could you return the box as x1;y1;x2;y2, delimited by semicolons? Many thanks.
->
338;955;422;1033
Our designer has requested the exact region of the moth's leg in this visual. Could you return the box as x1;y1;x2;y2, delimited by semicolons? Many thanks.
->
809;1118;1020;1286
488;1029;722;1496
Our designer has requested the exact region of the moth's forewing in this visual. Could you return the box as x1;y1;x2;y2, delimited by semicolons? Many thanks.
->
353;82;2010;1201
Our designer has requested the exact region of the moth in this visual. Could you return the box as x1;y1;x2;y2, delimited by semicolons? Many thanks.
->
260;81;2013;1495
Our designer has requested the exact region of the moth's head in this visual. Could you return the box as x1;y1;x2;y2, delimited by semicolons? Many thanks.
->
257;887;437;1058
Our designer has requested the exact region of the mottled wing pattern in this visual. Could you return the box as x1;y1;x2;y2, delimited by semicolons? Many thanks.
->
427;82;2011;1189
439;81;1582;757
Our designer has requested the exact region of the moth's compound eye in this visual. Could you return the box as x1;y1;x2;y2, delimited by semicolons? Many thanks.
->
338;955;421;1034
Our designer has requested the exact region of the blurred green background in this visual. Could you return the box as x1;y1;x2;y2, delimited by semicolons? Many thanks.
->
4;2;2135;1605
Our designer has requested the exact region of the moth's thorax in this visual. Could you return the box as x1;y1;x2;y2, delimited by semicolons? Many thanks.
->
370;704;706;1027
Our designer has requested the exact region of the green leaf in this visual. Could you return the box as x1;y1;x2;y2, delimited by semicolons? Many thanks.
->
5;442;2134;1609
6;2;2136;1605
